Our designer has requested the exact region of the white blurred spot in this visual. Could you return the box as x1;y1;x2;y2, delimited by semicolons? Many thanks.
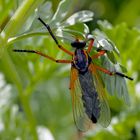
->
136;83;140;97
0;73;5;88
15;137;21;140
35;8;38;13
66;18;75;25
61;12;67;18
0;73;12;108
127;60;132;70
106;117;118;134
55;22;61;26
110;117;118;125
0;121;4;132
8;37;16;43
1;31;5;39
28;61;34;74
87;34;94;40
37;126;54;140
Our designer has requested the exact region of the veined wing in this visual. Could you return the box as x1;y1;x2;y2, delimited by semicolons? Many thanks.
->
70;66;92;131
89;63;111;127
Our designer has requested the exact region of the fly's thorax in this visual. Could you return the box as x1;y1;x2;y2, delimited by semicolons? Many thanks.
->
72;49;91;73
71;40;86;48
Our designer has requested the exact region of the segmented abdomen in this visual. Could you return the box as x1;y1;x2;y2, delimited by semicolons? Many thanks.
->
79;71;100;123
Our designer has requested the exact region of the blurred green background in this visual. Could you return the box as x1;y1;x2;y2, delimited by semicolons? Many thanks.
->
0;0;140;140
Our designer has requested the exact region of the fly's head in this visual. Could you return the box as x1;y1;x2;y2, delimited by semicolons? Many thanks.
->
71;39;86;49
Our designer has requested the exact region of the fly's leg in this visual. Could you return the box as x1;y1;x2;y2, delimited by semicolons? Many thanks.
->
13;49;72;64
87;38;94;53
91;50;106;59
94;64;133;80
38;17;73;56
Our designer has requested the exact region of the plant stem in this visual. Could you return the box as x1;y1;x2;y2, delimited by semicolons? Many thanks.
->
0;0;44;139
20;90;38;140
0;0;44;47
1;50;38;139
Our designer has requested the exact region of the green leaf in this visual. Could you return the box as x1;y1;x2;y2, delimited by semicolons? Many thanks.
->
36;1;53;19
97;20;113;30
101;57;130;105
115;64;130;105
93;29;120;55
101;56;116;96
107;51;117;64
0;0;14;27
61;10;94;27
107;39;120;56
119;64;128;73
98;38;113;51
50;0;73;27
61;23;89;40
29;1;53;31
92;29;113;51
8;2;93;45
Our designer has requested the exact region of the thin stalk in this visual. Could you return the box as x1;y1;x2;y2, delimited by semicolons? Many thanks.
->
0;0;44;47
20;90;38;140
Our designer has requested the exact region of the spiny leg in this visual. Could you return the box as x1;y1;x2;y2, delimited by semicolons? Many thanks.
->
13;49;72;64
38;17;73;56
94;64;133;81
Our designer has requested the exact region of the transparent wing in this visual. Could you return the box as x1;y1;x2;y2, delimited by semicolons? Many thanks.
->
70;66;92;131
89;63;111;127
